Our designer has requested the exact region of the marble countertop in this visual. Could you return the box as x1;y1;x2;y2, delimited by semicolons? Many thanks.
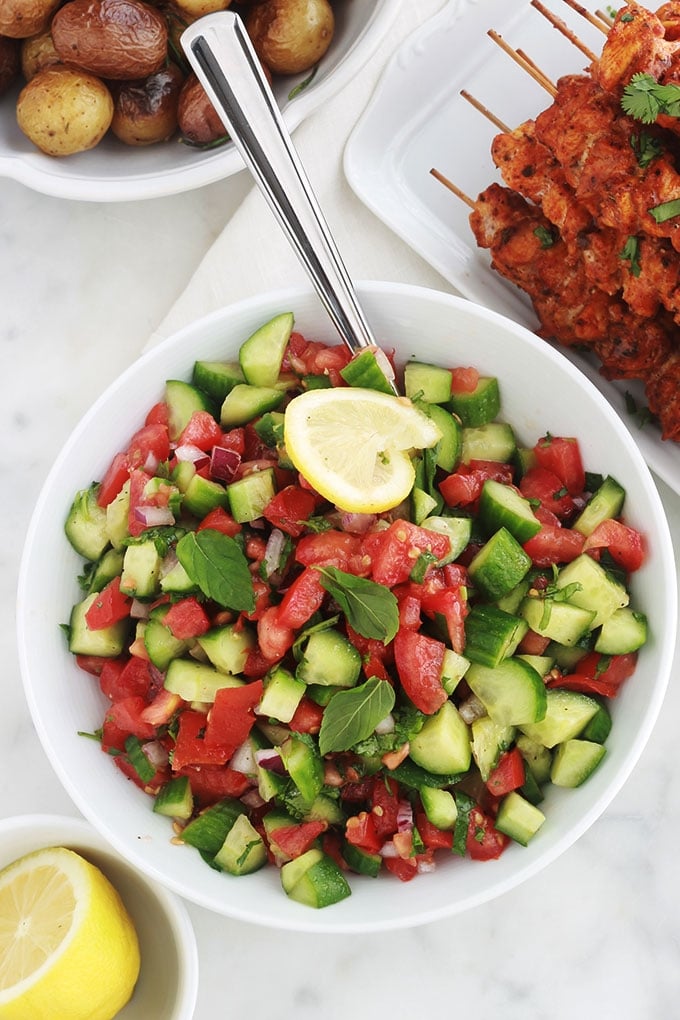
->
3;3;680;1015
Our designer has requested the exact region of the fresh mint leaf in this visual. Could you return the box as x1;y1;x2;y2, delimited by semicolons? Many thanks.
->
124;735;156;784
452;791;475;856
176;529;255;611
318;676;396;756
316;566;399;642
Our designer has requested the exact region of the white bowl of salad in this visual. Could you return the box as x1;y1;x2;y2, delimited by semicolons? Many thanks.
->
17;282;677;932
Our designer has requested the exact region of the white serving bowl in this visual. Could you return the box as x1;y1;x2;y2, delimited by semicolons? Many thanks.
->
0;813;198;1018
0;0;398;202
17;282;677;932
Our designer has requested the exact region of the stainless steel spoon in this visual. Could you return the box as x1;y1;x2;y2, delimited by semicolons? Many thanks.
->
180;12;397;392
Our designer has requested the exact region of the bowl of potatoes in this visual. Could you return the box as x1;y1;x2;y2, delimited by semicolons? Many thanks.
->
0;0;398;201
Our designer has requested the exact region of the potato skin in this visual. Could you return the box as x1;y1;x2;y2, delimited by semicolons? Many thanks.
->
0;35;21;95
177;73;226;145
16;66;114;155
20;28;61;81
246;0;334;76
171;0;232;19
0;0;61;40
51;0;169;80
111;63;184;145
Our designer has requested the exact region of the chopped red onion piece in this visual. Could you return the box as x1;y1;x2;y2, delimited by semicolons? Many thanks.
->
417;858;437;874
175;443;210;468
374;712;395;736
254;748;286;773
263;528;288;579
397;799;413;832
379;840;399;858
339;511;377;534
241;788;266;810
134;505;175;527
458;694;487;725
143;451;159;474
129;598;150;620
141;740;169;769
210;445;241;482
230;739;256;776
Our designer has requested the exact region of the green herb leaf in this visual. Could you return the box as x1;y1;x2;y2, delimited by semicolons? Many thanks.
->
318;676;396;756
648;198;680;223
316;566;399;643
622;72;680;124
124;735;156;784
630;130;663;169
533;224;556;249
452;791;475;856
176;529;255;611
288;64;318;100
123;525;187;557
619;235;641;277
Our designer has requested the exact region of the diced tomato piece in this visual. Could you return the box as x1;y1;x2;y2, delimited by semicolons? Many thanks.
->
127;423;170;471
145;401;169;427
178;411;223;452
276;567;326;629
220;427;246;454
393;630;448;715
241;578;272;622
519;466;577;519
262;485;318;537
295;530;363;570
257;605;295;661
102;695;157;753
97;452;130;508
416;811;454;850
175;764;251;806
523;523;585;565
363;520;451;587
345;811;383;854
289;697;324;734
269;820;327;860
114;753;168;793
196;507;242;536
370;776;400;840
440;460;514;508
534;435;585;495
383;856;419;881
139;689;183;726
396;590;422;631
420;586;468;654
204;680;264;755
466;807;510;860
517;629;551;656
548;651;637;698
583;519;646;572
171;709;231;769
485;748;526;796
242;647;275;678
450;366;479;393
127;468;175;537
100;656;158;702
76;654;111;676
163;597;211;639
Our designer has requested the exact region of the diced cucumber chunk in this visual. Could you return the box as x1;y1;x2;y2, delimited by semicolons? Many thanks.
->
464;604;528;667
257;667;306;723
65;484;110;561
427;404;463;472
421;515;472;564
181;798;244;855
340;348;395;393
408;701;471;775
572;475;626;536
342;840;382;877
520;596;596;647
220;384;285;427
120;540;163;599
214;813;267;875
164;659;244;703
197;623;255;675
239;312;294;388
144;611;190;671
419;786;458;830
517;653;555;679
165;379;211;441
106;481;130;548
495;791;546;846
296;628;361;687
278;735;324;803
555;554;629;628
466;658;547;728
594;607;648;654
192;359;244;401
440;648;470;695
68;593;128;658
404;361;453;404
182;474;229;518
412;487;439;525
159;560;196;595
478;478;541;543
471;715;516;781
448;375;500;426
550;739;606;787
468;526;532;601
86;547;125;594
581;700;612;744
153;776;194;821
519;688;600;748
281;849;352;908
461;421;516;463
227;468;277;523
515;734;553;784
495;578;531;616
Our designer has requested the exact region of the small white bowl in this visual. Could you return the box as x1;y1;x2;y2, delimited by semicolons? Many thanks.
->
17;282;678;932
0;814;198;1020
0;0;399;202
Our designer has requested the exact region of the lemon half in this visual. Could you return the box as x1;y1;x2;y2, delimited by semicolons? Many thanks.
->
284;387;442;513
0;846;140;1020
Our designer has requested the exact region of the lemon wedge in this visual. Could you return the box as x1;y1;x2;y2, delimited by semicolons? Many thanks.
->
283;387;442;513
0;846;140;1020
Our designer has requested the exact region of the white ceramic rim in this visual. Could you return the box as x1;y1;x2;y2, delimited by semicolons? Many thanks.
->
16;282;678;932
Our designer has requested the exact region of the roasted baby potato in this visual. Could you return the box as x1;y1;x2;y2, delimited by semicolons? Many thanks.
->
111;63;184;145
246;0;334;76
51;0;168;80
177;73;227;145
16;66;114;155
20;28;60;81
171;0;232;20
0;35;20;95
0;0;61;40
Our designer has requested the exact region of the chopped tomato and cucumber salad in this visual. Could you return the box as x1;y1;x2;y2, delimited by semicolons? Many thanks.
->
64;312;648;909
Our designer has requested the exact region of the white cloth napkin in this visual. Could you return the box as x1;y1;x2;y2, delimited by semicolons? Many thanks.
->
147;0;449;348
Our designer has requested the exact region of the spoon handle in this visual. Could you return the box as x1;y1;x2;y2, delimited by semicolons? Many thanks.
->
181;12;385;364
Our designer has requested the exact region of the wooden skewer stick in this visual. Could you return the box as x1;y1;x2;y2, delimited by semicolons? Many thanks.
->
594;8;614;28
487;29;557;97
460;90;511;133
530;0;598;60
516;48;558;93
429;168;475;210
561;0;609;35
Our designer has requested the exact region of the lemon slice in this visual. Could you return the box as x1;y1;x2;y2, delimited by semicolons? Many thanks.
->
283;387;442;513
0;846;140;1020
